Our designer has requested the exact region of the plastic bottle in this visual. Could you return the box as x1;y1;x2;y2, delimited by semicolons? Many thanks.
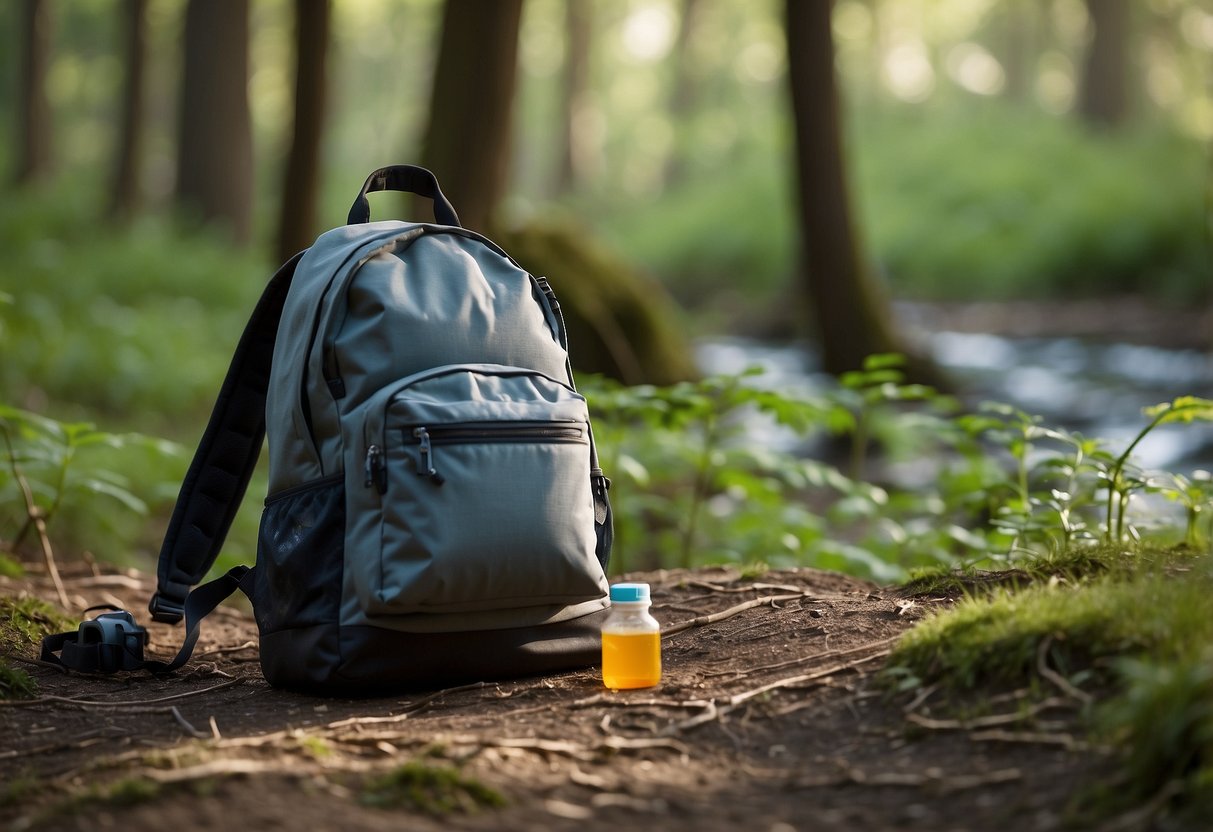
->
601;582;661;690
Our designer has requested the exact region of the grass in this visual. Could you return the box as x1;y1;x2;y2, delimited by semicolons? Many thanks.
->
361;761;507;815
898;542;1184;598
0;595;77;700
887;544;1213;821
0;595;77;651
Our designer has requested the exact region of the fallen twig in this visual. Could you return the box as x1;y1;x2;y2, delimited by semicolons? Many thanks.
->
0;678;243;709
171;706;211;739
661;594;807;638
729;635;902;678
968;728;1093;752
904;697;1073;732
196;641;258;658
322;681;490;731
794;765;1022;792
662;650;891;735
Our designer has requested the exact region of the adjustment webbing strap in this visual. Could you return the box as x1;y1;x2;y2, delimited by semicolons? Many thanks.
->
151;254;302;623
41;567;254;675
143;566;253;673
40;633;145;673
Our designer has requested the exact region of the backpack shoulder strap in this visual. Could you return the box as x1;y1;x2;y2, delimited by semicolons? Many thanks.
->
148;253;303;624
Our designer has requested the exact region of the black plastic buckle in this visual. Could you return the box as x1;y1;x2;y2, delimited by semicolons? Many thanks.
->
49;608;152;674
148;592;185;625
81;610;149;652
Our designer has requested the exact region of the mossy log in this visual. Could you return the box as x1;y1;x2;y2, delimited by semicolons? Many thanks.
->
495;220;699;386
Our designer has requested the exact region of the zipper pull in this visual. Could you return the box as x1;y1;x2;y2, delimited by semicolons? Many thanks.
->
364;444;387;493
413;427;445;485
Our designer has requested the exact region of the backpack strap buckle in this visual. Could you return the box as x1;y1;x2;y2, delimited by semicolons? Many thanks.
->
148;591;185;625
41;608;150;674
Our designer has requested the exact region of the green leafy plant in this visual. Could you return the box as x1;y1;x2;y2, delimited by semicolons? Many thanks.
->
1097;649;1213;818
1155;470;1213;551
1102;398;1213;544
0;404;180;561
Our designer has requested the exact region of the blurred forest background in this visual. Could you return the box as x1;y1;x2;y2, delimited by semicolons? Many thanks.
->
2;0;1212;577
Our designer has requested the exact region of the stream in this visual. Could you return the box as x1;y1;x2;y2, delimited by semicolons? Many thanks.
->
696;330;1213;474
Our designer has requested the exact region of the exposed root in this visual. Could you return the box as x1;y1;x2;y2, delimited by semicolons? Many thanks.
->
661;594;809;638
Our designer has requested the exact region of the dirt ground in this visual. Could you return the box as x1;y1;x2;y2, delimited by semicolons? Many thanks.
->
1;563;1118;832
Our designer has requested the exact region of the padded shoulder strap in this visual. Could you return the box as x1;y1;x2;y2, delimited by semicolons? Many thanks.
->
149;253;303;624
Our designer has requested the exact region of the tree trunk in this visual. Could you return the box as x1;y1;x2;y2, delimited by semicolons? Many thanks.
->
109;0;147;220
1078;0;1130;129
14;0;54;186
555;0;592;194
176;0;254;245
662;0;702;188
997;0;1034;104
418;0;525;233
784;0;906;376
276;0;331;262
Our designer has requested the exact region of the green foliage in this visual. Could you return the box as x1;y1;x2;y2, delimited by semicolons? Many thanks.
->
0;184;271;569
0;662;36;700
587;368;1213;583
856;107;1210;303
0;404;181;563
361;762;507;815
1098;650;1213;817
890;566;1213;691
0;185;269;426
0;595;75;701
1102;397;1213;545
890;545;1213;820
593;105;1210;328
0;595;75;651
0;553;23;578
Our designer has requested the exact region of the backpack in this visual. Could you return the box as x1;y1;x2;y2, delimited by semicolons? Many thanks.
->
42;166;614;694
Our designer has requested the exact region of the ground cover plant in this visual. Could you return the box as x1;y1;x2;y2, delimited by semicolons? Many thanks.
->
591;105;1210;331
888;543;1213;824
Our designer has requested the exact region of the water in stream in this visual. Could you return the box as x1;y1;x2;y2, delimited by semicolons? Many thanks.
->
696;331;1213;474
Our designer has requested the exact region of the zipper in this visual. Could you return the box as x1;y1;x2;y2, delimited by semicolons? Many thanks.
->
412;427;444;485
364;444;387;494
401;422;585;488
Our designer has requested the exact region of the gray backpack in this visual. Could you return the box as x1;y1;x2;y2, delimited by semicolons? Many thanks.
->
61;167;614;693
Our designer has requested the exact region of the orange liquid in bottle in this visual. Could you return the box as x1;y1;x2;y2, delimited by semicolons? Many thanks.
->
601;630;662;689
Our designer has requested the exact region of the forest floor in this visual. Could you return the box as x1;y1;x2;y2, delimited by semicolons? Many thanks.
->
0;562;1138;832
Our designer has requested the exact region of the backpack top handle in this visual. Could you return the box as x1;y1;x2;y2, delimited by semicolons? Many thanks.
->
347;165;462;228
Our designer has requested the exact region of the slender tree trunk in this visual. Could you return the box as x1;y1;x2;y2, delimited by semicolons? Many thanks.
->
784;0;906;376
555;0;592;194
14;0;54;186
1078;0;1130;129
276;0;331;262
109;0;148;220
176;0;254;245
662;0;702;188
418;0;525;233
998;0;1034;104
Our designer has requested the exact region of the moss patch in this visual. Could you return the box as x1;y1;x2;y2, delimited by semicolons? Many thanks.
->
0;595;76;652
899;543;1196;600
890;571;1213;691
0;595;75;700
361;762;506;815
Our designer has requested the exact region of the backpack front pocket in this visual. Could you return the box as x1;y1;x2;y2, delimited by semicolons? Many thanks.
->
352;365;608;615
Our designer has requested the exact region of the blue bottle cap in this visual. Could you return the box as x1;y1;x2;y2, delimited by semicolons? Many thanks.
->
609;582;650;603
